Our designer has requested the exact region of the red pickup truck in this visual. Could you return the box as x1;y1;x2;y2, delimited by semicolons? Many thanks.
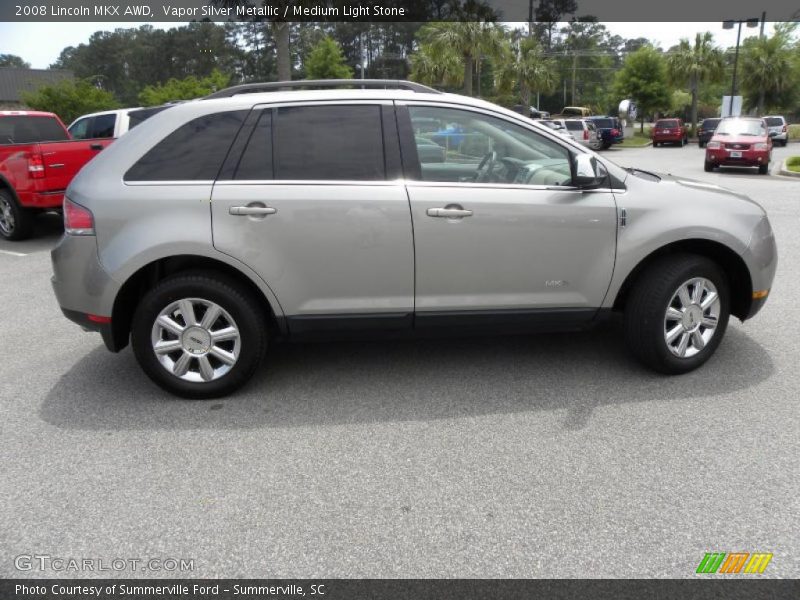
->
0;111;112;240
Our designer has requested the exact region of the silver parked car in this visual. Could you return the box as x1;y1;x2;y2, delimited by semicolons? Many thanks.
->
763;116;788;146
553;118;603;150
51;80;777;398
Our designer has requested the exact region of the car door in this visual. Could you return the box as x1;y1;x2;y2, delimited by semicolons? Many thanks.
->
398;103;618;328
211;101;415;334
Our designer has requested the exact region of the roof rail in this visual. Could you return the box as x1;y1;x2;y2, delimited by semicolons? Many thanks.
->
205;79;441;99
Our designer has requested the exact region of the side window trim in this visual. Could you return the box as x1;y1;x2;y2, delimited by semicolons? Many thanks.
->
216;107;265;181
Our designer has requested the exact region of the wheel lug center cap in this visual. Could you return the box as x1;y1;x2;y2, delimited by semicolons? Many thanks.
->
682;305;703;331
181;326;211;355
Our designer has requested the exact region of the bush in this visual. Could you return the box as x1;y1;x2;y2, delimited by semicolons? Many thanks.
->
21;79;118;124
785;156;800;172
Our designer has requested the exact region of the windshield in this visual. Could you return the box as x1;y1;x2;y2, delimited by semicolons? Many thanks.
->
764;117;784;127
715;119;766;136
541;121;563;130
656;120;679;128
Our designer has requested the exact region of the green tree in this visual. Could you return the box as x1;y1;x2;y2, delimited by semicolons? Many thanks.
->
417;22;505;96
409;42;462;88
667;32;724;132
20;79;118;124
304;36;353;79
0;54;30;68
740;24;798;114
613;46;670;132
494;35;557;106
138;69;230;106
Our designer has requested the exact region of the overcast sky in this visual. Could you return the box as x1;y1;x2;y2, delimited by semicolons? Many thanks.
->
0;21;773;69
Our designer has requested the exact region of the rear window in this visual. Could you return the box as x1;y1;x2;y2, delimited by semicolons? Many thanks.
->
124;110;246;181
701;119;721;128
656;120;679;128
128;106;171;130
0;115;69;145
592;118;613;128
764;117;784;126
564;121;583;131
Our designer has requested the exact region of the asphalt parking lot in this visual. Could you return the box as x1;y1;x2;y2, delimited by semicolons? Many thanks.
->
1;143;798;579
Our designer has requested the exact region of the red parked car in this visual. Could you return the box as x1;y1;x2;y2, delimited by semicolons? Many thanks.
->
704;117;772;175
0;110;112;240
652;118;689;147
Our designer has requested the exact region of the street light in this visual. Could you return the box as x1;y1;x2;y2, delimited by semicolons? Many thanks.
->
722;18;760;117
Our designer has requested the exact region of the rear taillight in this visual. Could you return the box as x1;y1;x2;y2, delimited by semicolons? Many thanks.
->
782;125;787;132
583;129;589;140
611;128;619;136
64;197;95;235
27;153;45;179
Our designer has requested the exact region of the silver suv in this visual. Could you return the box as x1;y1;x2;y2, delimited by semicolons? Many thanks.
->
51;80;777;398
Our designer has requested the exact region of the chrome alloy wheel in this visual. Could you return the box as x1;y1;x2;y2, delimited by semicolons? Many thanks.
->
663;277;721;358
151;298;241;382
0;195;15;236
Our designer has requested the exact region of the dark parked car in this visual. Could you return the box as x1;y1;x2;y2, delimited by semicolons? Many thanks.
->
587;116;624;149
698;118;721;148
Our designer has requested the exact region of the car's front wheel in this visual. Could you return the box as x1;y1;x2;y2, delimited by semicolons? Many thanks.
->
624;254;730;374
704;160;714;172
131;272;268;398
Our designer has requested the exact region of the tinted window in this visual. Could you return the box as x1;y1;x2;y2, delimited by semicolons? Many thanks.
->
69;117;92;140
0;115;69;145
564;121;583;131
408;105;572;186
90;113;116;138
764;117;784;126
273;105;385;180
128;106;170;129
234;110;272;180
125;110;246;181
701;119;720;129
592;118;613;128
656;120;679;128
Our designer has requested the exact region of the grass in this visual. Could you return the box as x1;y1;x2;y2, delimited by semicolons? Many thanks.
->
788;124;800;140
617;130;652;148
785;156;800;173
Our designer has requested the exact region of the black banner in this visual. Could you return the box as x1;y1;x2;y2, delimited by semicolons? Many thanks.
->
1;0;798;22
2;579;799;600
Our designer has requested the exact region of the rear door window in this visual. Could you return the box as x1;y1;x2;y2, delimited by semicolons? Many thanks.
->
273;105;385;181
124;110;246;181
90;113;116;138
68;117;92;140
234;110;273;180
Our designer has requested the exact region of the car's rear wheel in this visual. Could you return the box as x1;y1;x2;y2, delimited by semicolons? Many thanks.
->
624;254;730;374
131;272;267;399
653;141;659;147
0;189;34;241
758;163;769;175
699;141;705;148
704;161;714;172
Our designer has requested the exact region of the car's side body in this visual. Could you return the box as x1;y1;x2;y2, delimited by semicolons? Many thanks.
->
50;83;777;396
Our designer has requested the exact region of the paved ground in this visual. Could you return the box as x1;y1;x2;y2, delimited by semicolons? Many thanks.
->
1;144;798;579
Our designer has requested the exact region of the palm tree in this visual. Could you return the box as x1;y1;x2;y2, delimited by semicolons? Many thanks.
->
494;35;557;107
667;33;724;132
409;43;462;89
741;26;796;114
417;22;505;96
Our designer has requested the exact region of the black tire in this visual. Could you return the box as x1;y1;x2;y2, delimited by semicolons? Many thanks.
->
781;139;788;147
758;163;769;175
704;161;714;172
131;272;268;399
698;141;704;148
0;189;35;241
653;142;659;147
624;254;730;374
602;143;612;150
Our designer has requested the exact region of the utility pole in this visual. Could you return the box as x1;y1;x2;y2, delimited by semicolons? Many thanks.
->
760;11;766;37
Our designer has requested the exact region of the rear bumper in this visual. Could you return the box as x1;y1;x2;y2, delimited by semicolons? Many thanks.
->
652;134;684;142
51;233;121;350
19;190;64;209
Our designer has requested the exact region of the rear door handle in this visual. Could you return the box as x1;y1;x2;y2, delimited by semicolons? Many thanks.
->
89;143;104;151
426;207;473;218
229;206;277;216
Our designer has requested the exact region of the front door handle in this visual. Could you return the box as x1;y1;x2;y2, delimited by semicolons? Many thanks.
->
229;206;277;216
426;206;473;218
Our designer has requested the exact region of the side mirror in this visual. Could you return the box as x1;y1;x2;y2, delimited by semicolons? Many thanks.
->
574;153;606;188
